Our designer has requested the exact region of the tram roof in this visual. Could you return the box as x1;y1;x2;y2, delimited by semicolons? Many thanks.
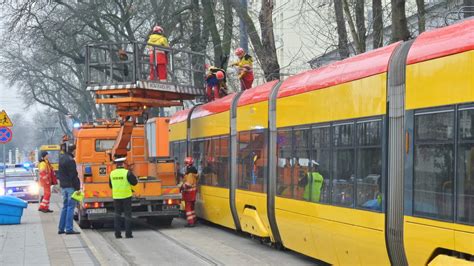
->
277;41;400;99
407;18;474;65
169;108;191;124
191;93;236;119
170;19;474;124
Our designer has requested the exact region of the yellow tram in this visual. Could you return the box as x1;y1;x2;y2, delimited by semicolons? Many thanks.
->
169;19;474;265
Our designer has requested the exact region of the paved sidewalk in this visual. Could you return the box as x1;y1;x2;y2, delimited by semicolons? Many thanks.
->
0;194;100;266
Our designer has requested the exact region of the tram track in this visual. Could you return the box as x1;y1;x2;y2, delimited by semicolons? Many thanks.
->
94;218;222;266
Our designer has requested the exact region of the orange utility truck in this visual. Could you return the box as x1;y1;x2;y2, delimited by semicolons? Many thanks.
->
73;41;205;228
74;119;181;228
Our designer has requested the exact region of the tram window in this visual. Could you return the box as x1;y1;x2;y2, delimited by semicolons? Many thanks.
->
294;128;311;201
216;136;230;188
457;109;474;224
311;126;331;203
179;141;186;168
332;123;355;207
192;140;204;172
414;111;454;221
277;129;293;197
250;130;267;192
238;131;251;190
202;139;216;186
356;120;382;211
171;142;179;160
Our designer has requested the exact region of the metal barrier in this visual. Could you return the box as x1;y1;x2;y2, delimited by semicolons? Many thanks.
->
85;41;206;94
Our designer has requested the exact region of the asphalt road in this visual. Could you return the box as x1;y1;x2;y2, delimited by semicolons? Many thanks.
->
81;217;322;265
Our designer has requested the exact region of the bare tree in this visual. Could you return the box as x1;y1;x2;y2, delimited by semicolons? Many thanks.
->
391;0;410;42
373;0;383;48
342;0;366;54
416;0;425;34
334;0;350;59
0;0;219;127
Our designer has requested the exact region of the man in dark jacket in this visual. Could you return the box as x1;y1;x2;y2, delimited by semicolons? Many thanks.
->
57;144;81;235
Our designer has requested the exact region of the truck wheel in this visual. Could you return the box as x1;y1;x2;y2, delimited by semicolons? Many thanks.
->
91;222;104;229
78;215;91;229
147;217;173;227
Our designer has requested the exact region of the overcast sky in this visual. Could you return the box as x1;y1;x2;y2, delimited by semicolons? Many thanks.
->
0;79;45;121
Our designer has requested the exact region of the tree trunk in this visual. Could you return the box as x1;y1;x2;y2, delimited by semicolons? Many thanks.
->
355;0;366;53
416;0;425;34
190;0;209;88
221;0;233;69
391;0;410;42
201;0;223;67
258;0;280;80
372;0;383;49
334;0;350;59
464;0;474;18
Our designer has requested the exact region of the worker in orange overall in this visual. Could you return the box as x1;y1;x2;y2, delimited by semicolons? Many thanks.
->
38;151;57;213
181;157;198;227
147;25;169;81
231;47;254;91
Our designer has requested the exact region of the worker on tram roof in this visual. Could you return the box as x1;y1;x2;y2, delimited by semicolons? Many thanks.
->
231;47;254;91
205;65;228;102
109;157;138;239
181;157;198;227
147;25;169;81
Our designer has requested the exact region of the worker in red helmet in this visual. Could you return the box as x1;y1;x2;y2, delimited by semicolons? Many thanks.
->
231;47;254;91
147;25;169;81
206;66;227;102
205;65;228;102
181;157;198;227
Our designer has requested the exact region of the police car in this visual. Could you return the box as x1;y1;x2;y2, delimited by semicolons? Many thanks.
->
0;164;40;202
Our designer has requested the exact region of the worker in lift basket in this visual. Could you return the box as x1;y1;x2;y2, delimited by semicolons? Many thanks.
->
181;157;198;227
109;157;138;239
147;25;169;81
231;47;254;91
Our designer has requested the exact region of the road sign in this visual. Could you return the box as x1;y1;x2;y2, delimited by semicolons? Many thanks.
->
0;110;13;127
0;127;13;144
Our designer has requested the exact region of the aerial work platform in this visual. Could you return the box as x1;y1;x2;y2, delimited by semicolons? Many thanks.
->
83;41;206;158
85;41;206;105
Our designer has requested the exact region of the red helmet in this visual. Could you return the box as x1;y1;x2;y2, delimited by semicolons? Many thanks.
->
184;157;194;166
235;47;245;57
215;70;225;80
153;25;163;34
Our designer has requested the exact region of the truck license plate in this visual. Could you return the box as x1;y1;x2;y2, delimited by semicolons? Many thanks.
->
86;208;107;214
163;205;178;210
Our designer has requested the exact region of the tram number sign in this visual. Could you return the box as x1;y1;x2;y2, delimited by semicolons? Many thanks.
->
0;127;13;144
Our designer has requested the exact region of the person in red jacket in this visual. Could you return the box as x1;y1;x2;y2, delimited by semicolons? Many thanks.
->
38;151;56;213
181;157;198;227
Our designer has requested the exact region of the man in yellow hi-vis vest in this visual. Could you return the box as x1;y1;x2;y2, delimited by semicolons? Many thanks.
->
109;157;138;239
303;160;324;203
